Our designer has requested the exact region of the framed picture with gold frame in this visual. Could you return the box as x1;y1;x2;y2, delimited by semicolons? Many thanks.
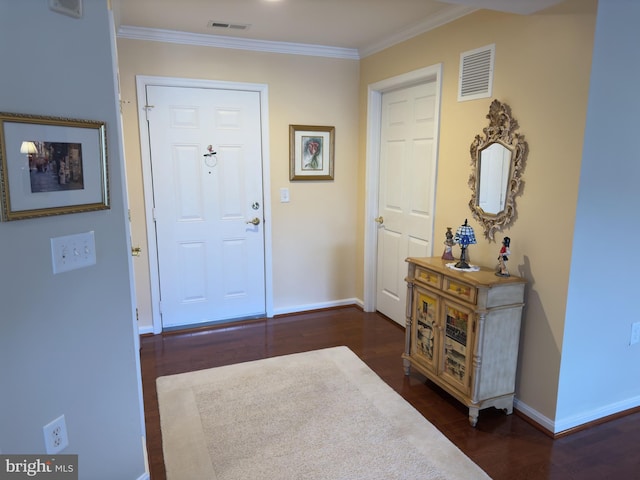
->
289;124;334;181
0;112;109;221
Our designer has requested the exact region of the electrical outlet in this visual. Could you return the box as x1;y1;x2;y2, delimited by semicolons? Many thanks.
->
51;231;96;274
631;322;640;346
43;415;69;454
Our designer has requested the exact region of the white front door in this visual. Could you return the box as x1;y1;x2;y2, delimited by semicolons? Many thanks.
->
145;85;265;329
376;81;438;324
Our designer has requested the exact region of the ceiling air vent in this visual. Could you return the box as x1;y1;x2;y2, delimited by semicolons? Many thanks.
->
207;21;251;31
458;44;495;102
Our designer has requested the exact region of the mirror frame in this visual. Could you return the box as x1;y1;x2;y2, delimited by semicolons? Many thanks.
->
468;99;528;240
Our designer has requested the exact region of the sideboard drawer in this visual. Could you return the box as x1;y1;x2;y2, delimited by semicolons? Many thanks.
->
415;266;442;289
443;277;477;304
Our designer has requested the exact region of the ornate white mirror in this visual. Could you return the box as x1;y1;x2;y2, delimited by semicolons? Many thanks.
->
468;99;528;240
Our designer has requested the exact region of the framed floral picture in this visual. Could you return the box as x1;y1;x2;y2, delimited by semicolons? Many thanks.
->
289;125;334;181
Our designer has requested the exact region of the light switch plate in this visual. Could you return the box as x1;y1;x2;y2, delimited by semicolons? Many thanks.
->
280;187;290;203
51;231;96;274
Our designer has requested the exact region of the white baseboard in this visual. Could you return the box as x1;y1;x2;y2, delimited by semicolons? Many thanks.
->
514;398;555;432
552;394;640;433
141;435;149;479
515;395;640;434
273;298;364;316
138;325;154;335
137;299;365;337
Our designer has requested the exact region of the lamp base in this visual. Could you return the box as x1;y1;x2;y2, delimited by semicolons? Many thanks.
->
455;246;471;269
455;260;471;269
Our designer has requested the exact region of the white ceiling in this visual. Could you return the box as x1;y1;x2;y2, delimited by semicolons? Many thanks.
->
112;0;566;56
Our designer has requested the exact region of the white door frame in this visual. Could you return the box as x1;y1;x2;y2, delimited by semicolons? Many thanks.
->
135;75;273;334
363;64;442;313
109;10;147;446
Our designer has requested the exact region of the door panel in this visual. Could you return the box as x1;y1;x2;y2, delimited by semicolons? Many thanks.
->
173;145;204;220
376;81;437;324
146;85;265;329
379;229;402;304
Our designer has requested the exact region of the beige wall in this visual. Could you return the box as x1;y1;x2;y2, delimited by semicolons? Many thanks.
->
358;1;597;420
118;0;597;423
117;40;360;328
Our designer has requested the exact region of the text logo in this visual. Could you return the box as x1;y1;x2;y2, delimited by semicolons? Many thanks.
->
0;455;77;480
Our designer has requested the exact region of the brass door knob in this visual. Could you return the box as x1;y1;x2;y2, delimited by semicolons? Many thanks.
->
374;216;384;224
131;246;142;257
246;217;261;226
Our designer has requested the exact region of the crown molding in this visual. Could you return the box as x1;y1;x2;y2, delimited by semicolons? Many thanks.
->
117;26;360;60
359;5;477;58
117;4;475;60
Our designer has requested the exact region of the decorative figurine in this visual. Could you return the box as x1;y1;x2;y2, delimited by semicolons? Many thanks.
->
441;227;455;260
496;236;511;277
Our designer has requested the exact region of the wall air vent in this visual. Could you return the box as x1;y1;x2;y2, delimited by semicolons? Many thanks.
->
207;21;251;31
458;44;495;102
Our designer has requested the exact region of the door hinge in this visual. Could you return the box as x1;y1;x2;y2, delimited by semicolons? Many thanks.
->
152;207;157;222
144;104;154;121
158;301;163;315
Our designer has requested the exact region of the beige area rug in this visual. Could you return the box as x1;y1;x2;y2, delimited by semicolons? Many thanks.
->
156;346;491;480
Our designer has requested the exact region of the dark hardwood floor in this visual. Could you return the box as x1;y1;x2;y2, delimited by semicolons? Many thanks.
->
140;306;640;480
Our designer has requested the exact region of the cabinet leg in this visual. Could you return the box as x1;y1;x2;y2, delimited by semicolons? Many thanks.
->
468;407;479;427
402;358;411;376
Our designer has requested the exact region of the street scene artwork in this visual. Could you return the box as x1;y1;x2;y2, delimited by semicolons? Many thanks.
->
415;291;437;362
0;112;108;221
444;305;468;382
28;141;85;193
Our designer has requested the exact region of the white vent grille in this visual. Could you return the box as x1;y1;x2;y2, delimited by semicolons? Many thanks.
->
207;21;251;31
458;44;495;102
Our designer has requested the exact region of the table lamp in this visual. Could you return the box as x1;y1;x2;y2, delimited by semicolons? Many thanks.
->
453;219;477;269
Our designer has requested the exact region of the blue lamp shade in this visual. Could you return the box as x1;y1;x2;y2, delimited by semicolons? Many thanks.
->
454;220;477;247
